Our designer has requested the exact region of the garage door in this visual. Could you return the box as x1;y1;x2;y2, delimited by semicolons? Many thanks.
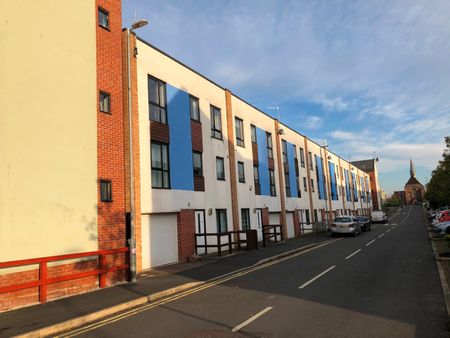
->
142;214;178;269
286;212;295;239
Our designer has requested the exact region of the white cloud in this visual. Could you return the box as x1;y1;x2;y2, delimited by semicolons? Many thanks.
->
305;115;323;129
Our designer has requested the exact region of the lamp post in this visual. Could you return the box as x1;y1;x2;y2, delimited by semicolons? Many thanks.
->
126;19;148;282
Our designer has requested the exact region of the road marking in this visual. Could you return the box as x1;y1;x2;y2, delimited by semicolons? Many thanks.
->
378;233;385;238
57;239;342;337
345;249;362;260
231;307;273;332
366;239;376;246
386;229;391;233
299;265;336;289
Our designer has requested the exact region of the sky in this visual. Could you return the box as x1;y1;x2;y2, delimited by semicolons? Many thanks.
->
123;0;450;195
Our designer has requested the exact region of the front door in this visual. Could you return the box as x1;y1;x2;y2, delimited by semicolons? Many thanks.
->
256;209;263;242
195;210;206;255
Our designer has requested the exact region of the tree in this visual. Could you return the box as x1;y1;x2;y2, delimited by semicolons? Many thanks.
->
425;136;450;208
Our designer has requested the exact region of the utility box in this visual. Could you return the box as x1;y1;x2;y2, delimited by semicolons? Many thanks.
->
246;230;258;250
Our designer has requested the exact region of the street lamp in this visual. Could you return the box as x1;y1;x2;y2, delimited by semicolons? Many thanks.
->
126;19;148;282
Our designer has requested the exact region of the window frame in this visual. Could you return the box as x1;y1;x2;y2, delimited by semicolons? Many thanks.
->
151;142;170;189
190;95;200;122
216;209;228;233
303;177;308;192
308;151;313;170
285;172;291;197
100;179;112;202
269;169;276;196
266;132;273;158
98;7;110;30
250;124;257;143
282;140;288;164
311;178;315;192
210;105;223;140
192;151;203;177
299;148;305;167
99;91;111;114
241;208;251;231
148;76;167;124
216;156;225;181
237;161;245;183
235;117;245;147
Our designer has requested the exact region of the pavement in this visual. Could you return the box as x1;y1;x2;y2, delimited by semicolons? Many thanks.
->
0;232;332;337
57;205;450;338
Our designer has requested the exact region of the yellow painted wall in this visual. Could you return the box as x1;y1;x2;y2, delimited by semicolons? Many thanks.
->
0;0;98;263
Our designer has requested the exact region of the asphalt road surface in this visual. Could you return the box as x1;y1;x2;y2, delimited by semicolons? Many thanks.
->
61;206;449;338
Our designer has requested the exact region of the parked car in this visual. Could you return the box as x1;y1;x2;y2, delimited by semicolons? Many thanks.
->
371;211;388;223
330;216;361;236
434;221;450;236
356;216;371;232
437;210;450;223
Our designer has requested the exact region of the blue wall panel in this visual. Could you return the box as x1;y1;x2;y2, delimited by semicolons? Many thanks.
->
167;84;194;191
328;161;338;200
256;128;270;196
287;143;298;198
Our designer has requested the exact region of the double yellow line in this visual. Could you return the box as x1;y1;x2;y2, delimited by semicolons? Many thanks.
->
57;238;341;337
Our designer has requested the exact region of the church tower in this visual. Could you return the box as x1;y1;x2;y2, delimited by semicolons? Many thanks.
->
404;159;425;205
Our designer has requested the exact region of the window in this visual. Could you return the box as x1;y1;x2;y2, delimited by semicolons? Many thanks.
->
251;125;257;143
190;95;200;121
282;140;288;164
300;148;305;167
237;161;245;183
99;91;110;113
311;178;315;192
216;157;225;180
98;7;109;30
193;152;203;177
241;209;251;230
148;76;167;124
211;105;222;139
296;177;301;198
269;169;276;196
216;209;228;233
151;142;170;188
305;209;310;224
336;165;339;179
100;180;112;202
285;172;291;197
303;177;308;191
314;209;318;222
308;152;313;170
266;133;273;158
235;117;244;147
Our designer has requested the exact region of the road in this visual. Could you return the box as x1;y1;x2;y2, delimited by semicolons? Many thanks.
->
60;206;449;338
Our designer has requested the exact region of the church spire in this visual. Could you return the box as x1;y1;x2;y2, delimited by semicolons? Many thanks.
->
410;158;415;178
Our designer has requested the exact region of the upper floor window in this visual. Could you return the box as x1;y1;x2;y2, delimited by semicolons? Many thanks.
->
311;178;315;192
299;148;305;167
296;177;302;198
99;91;110;113
237;161;245;183
308;152;313;170
190;95;200;121
216;156;225;180
100;180;112;202
151;142;170;188
148;76;167;124
266;133;273;158
193;151;203;177
251;125;257;143
303;177;308;191
285;172;291;197
235;117;244;147
282;140;288;164
211;105;222;139
269;169;276;196
98;7;109;30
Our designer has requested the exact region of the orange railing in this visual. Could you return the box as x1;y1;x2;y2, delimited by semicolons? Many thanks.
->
0;248;129;303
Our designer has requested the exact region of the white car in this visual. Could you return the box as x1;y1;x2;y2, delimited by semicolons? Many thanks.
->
434;221;450;236
371;211;388;223
330;216;361;236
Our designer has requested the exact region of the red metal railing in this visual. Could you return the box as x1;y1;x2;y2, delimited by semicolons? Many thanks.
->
0;248;129;303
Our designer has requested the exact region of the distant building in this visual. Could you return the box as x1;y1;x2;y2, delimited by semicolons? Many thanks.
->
394;191;406;205
351;158;383;211
404;159;425;205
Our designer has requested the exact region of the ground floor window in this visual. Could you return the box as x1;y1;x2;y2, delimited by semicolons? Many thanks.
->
241;208;250;230
216;209;228;233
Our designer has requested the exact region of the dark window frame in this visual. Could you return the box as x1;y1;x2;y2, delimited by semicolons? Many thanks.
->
282;140;288;164
269;169;276;196
193;151;203;177
151;141;170;189
303;177;308;192
311;178;315;192
241;208;251;231
190;95;200;122
308;151;313;170
100;179;112;202
98;7;110;30
250;124;257;143
285;172;291;197
300;148;305;167
216;209;228;233
99;91;111;114
235;117;245;147
266;132;273;159
216;156;225;180
210;105;223;140
237;161;245;183
148;76;167;124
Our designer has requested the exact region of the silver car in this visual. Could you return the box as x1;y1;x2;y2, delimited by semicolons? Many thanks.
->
331;216;361;236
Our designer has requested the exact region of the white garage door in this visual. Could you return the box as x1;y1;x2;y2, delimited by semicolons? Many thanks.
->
286;212;295;239
142;214;178;269
269;213;280;225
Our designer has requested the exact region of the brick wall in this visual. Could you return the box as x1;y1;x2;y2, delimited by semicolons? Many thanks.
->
177;209;195;262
